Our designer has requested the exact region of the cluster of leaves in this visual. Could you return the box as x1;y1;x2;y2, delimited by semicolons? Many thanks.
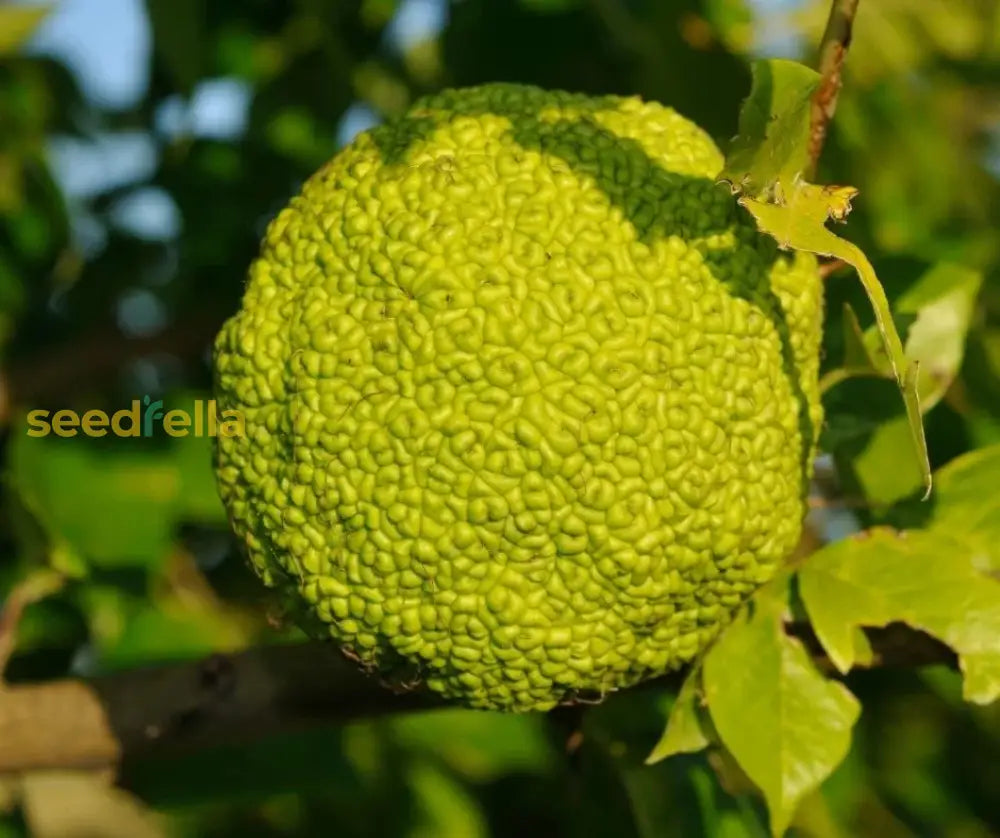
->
650;442;1000;835
635;56;1000;836
2;1;1000;837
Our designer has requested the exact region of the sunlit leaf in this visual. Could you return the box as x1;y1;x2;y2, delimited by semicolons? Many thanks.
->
926;443;1000;573
703;581;860;837
720;59;820;197
798;527;1000;704
645;666;710;764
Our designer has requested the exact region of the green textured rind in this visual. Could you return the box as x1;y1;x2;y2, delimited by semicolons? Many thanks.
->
213;83;823;711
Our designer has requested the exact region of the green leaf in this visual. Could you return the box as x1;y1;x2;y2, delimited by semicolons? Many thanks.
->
617;763;698;838
172;432;229;524
928;443;1000;573
3;478;87;579
720;59;821;197
583;688;722;838
819;265;980;505
0;5;51;55
883;263;982;409
851;416;924;504
703;581;860;837
823;387;928;506
721;60;931;499
687;762;772;838
826;263;982;408
798;527;1000;704
389;710;552;780
645;666;710;764
740;193;931;498
405;760;490;838
818;303;884;395
93;598;246;669
10;437;178;569
7;413;225;570
77;565;252;670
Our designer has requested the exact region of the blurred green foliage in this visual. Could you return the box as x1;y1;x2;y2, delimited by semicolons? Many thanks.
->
2;0;1000;836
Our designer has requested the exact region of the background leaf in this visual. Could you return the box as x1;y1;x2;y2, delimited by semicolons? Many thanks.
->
826;263;983;406
884;263;982;409
7;412;225;570
798;527;1000;704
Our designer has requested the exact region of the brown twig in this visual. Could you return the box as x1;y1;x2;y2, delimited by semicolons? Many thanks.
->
818;258;848;279
0;624;955;775
789;622;955;674
808;0;860;172
0;572;65;680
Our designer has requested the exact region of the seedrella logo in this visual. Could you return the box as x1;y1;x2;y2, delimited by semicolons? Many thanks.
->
26;397;245;438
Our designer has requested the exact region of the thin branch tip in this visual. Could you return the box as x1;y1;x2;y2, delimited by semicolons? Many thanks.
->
809;0;861;171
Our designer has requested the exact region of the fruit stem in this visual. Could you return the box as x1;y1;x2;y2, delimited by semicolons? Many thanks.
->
808;0;860;173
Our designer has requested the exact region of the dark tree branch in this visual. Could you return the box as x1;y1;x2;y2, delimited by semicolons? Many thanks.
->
0;625;955;775
809;0;860;172
0;642;442;774
3;311;225;411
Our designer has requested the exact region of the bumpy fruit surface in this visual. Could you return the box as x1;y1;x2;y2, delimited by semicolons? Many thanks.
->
214;83;823;711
